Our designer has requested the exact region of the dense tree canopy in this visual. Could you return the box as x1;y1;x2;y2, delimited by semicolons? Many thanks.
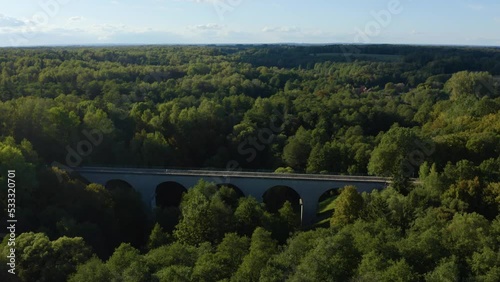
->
0;44;499;281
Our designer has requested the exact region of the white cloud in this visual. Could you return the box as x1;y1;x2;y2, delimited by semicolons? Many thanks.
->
467;4;484;11
411;30;425;35
68;16;84;22
86;23;130;40
189;23;224;30
0;14;26;28
262;26;300;33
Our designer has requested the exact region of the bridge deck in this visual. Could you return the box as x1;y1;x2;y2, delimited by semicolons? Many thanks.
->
75;166;392;183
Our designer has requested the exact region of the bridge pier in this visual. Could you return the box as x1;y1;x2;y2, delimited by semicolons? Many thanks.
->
298;191;324;226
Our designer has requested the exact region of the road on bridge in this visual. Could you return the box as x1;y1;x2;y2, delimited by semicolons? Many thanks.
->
74;166;394;184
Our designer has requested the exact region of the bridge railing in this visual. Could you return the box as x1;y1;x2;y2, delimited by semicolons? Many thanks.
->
73;165;396;183
72;163;377;177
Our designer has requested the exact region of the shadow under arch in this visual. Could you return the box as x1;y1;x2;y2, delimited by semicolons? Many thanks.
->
316;188;342;225
156;181;187;208
262;185;301;214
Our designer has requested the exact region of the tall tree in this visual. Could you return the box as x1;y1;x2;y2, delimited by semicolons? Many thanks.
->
283;127;312;171
330;186;364;227
232;227;277;282
368;126;424;192
174;180;235;245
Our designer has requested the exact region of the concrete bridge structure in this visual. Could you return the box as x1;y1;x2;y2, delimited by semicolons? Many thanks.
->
75;167;390;225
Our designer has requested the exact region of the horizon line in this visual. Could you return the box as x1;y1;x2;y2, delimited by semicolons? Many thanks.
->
1;42;499;49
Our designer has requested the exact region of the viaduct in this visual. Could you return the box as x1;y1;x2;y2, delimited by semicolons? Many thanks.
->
75;167;390;225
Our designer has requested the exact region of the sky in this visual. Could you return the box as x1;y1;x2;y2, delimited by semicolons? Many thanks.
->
0;0;499;47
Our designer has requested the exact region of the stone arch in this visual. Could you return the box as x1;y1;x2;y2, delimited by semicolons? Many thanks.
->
316;188;342;226
262;185;302;214
155;181;187;208
105;179;134;191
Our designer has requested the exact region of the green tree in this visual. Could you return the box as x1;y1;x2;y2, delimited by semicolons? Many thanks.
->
192;233;250;282
398;224;447;275
68;257;112;282
7;232;50;280
445;71;496;101
268;201;301;244
469;247;500;281
45;236;92;282
174;185;217;245
283;127;312;170
380;259;418;282
174;180;235;245
274;166;295;173
106;243;150;282
260;230;327;282
443;213;491;259
154;265;193;282
279;201;300;230
306;144;326;173
290;231;361;282
232;227;277;282
424;257;460;282
144;242;199;274
148;223;171;250
483;182;500;218
368;126;424;192
0;138;37;219
82;105;114;134
330;186;364;227
441;177;482;213
354;251;388;281
130;130;172;167
417;162;447;204
2;232;91;282
234;196;266;236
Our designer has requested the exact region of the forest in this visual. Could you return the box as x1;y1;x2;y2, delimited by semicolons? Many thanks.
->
0;44;499;281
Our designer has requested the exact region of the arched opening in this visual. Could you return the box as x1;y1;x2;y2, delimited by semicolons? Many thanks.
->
105;179;134;192
155;182;187;208
105;179;148;247
316;188;342;227
154;182;187;234
262;185;301;214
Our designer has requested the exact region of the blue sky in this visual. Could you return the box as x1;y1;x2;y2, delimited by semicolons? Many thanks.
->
0;0;499;47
